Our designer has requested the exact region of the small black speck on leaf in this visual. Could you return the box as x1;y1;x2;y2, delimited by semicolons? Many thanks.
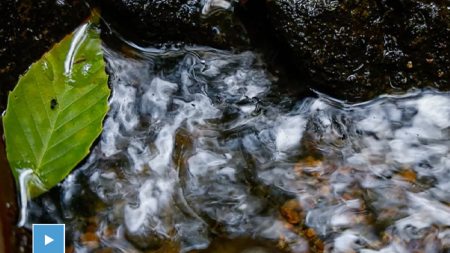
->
50;98;58;110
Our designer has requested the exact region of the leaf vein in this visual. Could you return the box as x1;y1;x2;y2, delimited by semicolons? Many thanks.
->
54;92;106;133
59;83;100;112
40;116;102;169
10;107;39;163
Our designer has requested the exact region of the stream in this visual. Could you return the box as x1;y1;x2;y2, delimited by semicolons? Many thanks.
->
16;35;450;253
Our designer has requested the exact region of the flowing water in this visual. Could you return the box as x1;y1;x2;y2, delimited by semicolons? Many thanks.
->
16;35;450;253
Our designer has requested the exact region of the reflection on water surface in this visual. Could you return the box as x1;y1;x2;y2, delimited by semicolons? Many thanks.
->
21;43;450;253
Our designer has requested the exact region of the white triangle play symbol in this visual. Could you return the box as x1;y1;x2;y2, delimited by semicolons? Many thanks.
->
44;235;54;246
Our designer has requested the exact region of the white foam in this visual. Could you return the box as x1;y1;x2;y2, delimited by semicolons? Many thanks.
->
275;115;306;153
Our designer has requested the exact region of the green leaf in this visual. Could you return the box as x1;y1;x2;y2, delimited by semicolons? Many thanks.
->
3;16;110;197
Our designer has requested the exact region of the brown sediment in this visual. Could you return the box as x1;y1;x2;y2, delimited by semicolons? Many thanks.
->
280;199;303;225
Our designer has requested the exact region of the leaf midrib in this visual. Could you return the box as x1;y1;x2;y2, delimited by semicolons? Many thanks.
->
34;74;69;175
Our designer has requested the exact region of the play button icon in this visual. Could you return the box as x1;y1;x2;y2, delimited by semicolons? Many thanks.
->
33;224;65;253
44;235;54;246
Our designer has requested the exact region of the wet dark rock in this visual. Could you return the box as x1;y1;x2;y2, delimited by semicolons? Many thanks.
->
236;0;314;100
0;0;90;112
96;0;250;49
266;0;450;101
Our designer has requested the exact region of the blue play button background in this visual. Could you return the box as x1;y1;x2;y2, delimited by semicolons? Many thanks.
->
33;224;65;253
